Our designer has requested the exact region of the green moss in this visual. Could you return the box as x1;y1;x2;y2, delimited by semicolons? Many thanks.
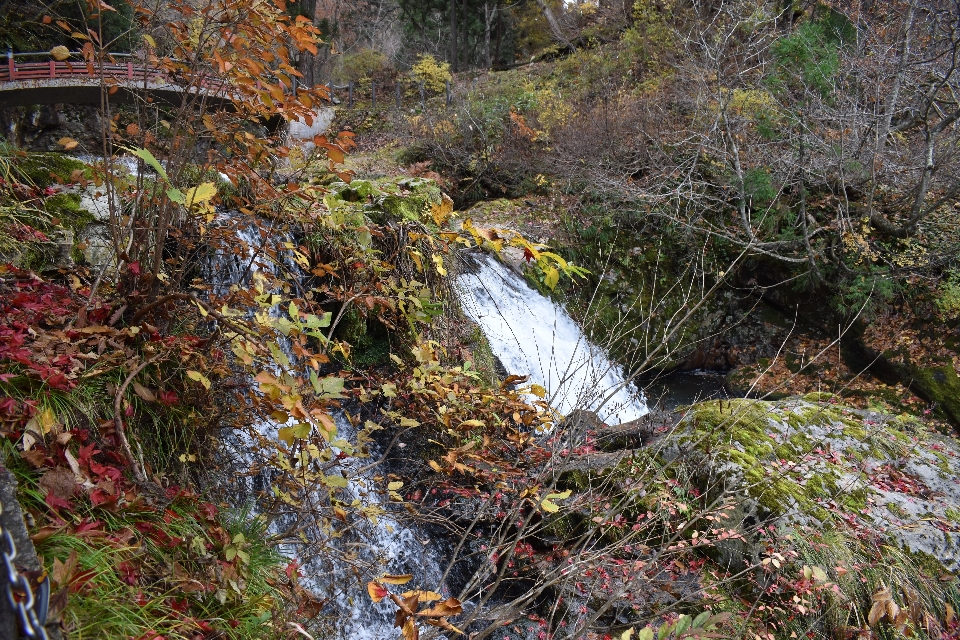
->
44;192;94;231
839;488;868;512
11;153;89;187
887;502;909;518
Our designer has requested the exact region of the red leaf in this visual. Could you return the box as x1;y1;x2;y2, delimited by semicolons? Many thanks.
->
45;490;74;511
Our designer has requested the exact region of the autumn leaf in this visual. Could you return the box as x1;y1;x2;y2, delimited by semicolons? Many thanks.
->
132;382;157;403
401;590;443;602
544;265;560;290
416;597;462;617
186;370;211;389
58;137;79;150
185;182;217;208
50;46;70;61
539;489;572;513
367;581;389;603
380;574;413;585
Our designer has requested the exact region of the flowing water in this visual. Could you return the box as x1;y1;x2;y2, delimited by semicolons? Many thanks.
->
205;225;650;636
456;252;648;424
204;217;446;638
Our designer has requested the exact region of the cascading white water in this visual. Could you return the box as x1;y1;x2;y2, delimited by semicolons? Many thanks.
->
204;215;446;638
457;252;647;424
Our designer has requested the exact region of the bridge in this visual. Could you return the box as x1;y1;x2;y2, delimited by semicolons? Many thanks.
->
0;51;235;110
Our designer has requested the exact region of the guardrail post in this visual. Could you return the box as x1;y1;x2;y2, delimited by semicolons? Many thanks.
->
396;81;401;109
127;61;133;79
50;59;56;78
371;82;376;109
7;50;15;81
348;81;353;108
445;80;451;107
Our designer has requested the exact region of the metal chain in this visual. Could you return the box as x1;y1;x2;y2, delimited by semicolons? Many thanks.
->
0;502;50;640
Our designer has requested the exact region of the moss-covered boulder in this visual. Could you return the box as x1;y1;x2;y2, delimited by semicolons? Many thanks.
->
323;177;452;228
663;396;960;570
9;152;88;187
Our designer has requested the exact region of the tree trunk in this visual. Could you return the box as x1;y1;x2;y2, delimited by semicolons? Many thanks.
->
533;0;574;51
484;1;496;68
450;0;458;71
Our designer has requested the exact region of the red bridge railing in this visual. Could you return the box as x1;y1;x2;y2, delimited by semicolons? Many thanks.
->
0;51;235;95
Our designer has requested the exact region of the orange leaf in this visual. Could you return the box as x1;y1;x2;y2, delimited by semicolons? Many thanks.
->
380;574;413;585
417;597;463;618
367;581;388;603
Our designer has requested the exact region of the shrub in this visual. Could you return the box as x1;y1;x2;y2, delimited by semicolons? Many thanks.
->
411;54;451;93
334;48;392;84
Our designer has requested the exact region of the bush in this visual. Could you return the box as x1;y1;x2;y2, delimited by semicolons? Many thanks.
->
411;54;451;93
937;270;960;320
334;48;392;84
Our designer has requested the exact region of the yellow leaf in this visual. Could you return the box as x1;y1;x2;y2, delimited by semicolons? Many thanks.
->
58;137;79;150
367;581;389;602
530;384;547;398
428;460;443;472
50;45;70;61
540;489;572;513
142;34;156;48
432;254;446;276
387;481;404;491
431;194;454;227
409;250;423;273
185;182;217;208
186;370;211;389
380;574;413;585
544;266;560;291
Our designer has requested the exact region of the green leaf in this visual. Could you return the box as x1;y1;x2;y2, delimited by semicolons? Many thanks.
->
658;623;671;640
166;187;186;205
320;376;345;399
637;628;654;640
674;615;691;637
322;473;349;488
225;547;237;561
691;613;710;629
620;629;635;640
232;533;246;544
236;549;249;564
129;147;169;181
289;301;299;321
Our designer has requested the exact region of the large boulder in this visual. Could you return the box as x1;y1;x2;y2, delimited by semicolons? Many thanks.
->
661;396;960;570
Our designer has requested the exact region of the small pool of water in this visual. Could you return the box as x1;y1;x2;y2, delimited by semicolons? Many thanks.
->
643;371;733;411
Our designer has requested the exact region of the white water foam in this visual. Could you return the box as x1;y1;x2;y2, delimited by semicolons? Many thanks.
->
456;252;647;424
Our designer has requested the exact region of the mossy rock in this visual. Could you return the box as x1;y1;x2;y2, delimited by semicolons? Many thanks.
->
44;192;94;231
324;177;450;227
906;363;960;427
660;397;960;571
10;153;88;187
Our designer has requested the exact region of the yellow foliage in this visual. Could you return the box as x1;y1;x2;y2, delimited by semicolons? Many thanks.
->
411;55;452;93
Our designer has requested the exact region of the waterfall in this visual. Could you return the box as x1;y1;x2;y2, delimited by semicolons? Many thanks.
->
203;214;446;639
456;252;647;424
